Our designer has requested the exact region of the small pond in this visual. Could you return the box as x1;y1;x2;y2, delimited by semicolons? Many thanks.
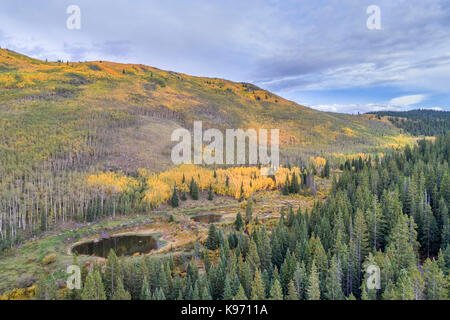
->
72;235;158;258
191;214;222;223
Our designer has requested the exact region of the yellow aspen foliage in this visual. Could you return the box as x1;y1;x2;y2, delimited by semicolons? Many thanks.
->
0;286;35;300
309;156;326;169
143;174;172;208
88;165;302;209
138;165;301;207
87;172;138;194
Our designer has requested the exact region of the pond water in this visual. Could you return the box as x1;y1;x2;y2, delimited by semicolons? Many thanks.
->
72;235;158;258
191;214;221;223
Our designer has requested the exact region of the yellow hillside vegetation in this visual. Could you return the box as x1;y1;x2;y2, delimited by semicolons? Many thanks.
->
126;165;300;208
87;172;138;194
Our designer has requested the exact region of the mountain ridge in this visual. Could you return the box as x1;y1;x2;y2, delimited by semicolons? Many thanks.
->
0;48;404;172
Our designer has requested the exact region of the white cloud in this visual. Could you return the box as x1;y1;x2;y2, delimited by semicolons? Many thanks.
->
389;94;427;106
308;103;443;114
420;107;443;111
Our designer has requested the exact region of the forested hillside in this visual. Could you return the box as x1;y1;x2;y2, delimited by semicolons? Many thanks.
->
33;133;450;300
0;48;406;249
369;109;450;136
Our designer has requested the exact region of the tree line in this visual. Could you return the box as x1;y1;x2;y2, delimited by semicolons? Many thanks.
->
36;133;449;300
369;109;450;136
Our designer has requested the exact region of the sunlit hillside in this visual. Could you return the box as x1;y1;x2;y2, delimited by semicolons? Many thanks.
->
0;48;404;173
0;48;412;254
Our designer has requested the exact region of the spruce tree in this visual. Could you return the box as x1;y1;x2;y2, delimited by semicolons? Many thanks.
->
270;279;283;300
282;174;290;195
191;181;199;200
251;269;266;300
35;274;58;300
81;270;106;300
322;160;330;178
233;284;248;300
422;258;448;300
140;276;151;300
286;280;299;300
307;261;320;300
223;275;233;300
291;172;300;194
104;249;121;299
112;277;131;300
171;185;179;207
234;212;244;231
205;224;219;250
325;255;344;300
208;184;214;201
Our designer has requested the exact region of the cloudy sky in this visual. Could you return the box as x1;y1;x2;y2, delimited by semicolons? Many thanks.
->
1;0;449;113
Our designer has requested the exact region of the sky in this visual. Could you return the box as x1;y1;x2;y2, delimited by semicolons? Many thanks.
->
1;0;449;113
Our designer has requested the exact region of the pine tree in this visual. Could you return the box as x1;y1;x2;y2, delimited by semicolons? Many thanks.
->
291;172;300;193
171;185;179;207
81;270;106;300
422;258;448;300
293;262;307;300
322;160;330;178
325;255;344;300
104;249;121;299
223;275;233;300
234;212;244;231
153;287;166;300
440;171;450;203
247;239;260;273
205;224;219;250
112;277;131;300
352;209;369;290
387;269;415;300
208;184;214;201
233;284;248;300
387;214;419;270
270;279;283;300
280;250;296;295
140;276;151;300
191;180;199;200
307;261;320;300
258;226;272;271
282;174;290;195
35;274;58;300
189;177;195;196
366;199;385;250
286;280;299;300
251;269;266;300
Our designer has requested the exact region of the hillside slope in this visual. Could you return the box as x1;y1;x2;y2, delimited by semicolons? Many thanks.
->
0;48;402;172
369;109;450;136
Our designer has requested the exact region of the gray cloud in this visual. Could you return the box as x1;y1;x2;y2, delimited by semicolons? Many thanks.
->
0;0;449;111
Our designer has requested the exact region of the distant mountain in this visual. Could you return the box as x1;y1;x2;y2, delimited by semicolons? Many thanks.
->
368;109;450;136
0;48;402;173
